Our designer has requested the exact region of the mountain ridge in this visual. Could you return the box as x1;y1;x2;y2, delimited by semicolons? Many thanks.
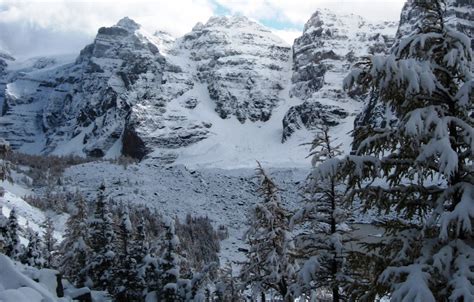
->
3;3;470;167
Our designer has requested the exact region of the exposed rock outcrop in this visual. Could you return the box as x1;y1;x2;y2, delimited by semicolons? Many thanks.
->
282;101;348;142
181;16;291;123
283;9;397;141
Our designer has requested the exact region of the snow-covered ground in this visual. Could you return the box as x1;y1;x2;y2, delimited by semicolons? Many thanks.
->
60;161;308;263
0;179;67;242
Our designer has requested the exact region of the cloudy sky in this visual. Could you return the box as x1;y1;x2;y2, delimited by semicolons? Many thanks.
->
0;0;406;58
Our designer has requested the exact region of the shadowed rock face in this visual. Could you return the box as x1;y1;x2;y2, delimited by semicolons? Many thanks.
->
0;51;14;137
49;18;168;157
181;16;291;123
282;101;348;142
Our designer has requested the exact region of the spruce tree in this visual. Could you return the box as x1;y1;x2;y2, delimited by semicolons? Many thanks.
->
240;163;295;301
85;184;116;291
59;194;90;287
158;217;182;302
42;216;57;268
0;138;11;184
5;208;22;260
114;206;144;301
342;0;473;300
0;205;8;253
291;127;352;301
21;230;45;268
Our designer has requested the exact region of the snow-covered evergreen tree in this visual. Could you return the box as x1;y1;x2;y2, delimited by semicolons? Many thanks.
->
59;194;90;287
21;230;45;268
0;205;8;253
133;216;150;267
291;127;352;301
240;163;296;301
85;184;116;291
215;262;241;302
133;215;164;299
4;208;22;260
182;263;217;302
113;206;145;301
342;0;473;300
157;217;181;302
0;138;11;185
41;216;57;268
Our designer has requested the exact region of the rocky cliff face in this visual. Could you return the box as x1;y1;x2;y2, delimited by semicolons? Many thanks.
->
0;15;294;160
397;0;473;48
355;0;473;136
0;17;169;157
282;9;397;141
9;6;466;162
181;16;291;123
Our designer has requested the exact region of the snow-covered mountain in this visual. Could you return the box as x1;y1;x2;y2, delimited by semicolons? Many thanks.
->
397;0;473;47
355;0;474;131
0;9;398;167
0;47;14;122
0;2;472;297
283;9;396;142
181;16;291;123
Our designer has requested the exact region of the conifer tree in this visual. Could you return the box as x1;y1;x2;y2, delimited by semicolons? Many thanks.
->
137;216;168;301
5;209;22;260
59;194;90;287
215;262;241;302
291;127;352;301
0;205;8;253
114;206;144;301
158;217;182;302
342;0;473;299
240;163;295;301
0;138;11;185
85;184;116;291
133;216;150;267
21;230;45;268
42;216;57;268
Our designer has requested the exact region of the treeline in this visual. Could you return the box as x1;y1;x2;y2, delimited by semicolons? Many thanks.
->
7;151;137;188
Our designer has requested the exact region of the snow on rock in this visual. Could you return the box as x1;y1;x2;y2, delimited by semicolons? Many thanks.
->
282;101;348;142
62;161;308;262
0;9;415;165
397;0;473;49
180;15;291;123
283;9;397;141
0;17;167;158
356;0;474;131
0;15;293;163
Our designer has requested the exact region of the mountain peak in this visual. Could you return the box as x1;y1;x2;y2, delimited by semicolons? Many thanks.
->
116;17;140;31
202;15;267;31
